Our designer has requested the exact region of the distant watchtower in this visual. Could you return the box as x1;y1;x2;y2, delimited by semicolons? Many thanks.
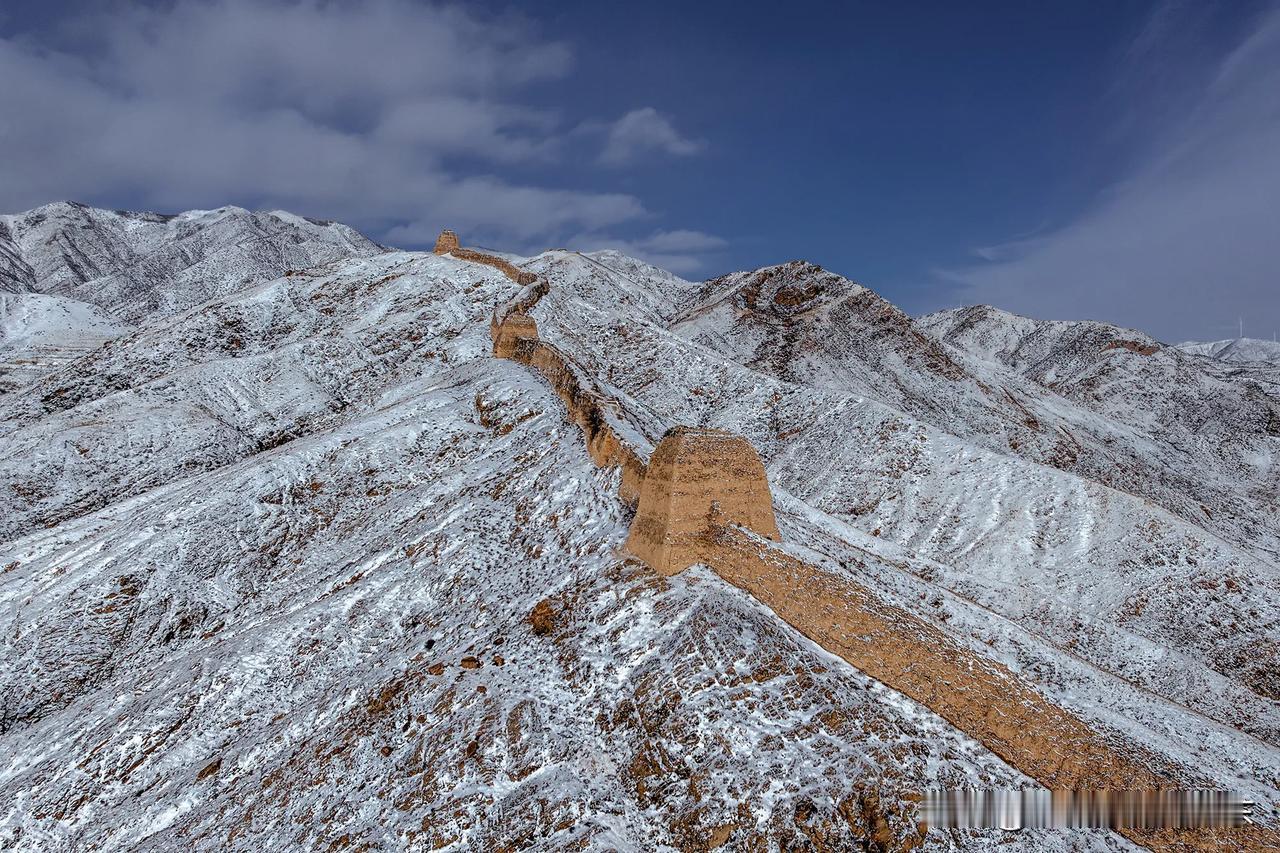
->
434;229;459;254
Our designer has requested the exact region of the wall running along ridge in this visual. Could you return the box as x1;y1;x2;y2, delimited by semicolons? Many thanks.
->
701;526;1279;852
458;234;1278;852
434;229;538;284
509;335;648;507
485;272;647;507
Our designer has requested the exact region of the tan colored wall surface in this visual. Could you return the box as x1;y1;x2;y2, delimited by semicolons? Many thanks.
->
479;261;1277;850
703;527;1277;852
433;229;538;285
504;334;648;508
491;314;539;359
625;427;779;576
433;229;459;254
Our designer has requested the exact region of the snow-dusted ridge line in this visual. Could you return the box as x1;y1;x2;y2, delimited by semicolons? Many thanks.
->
2;218;1276;848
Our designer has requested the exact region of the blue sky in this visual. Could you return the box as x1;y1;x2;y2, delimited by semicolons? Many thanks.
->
2;1;1277;341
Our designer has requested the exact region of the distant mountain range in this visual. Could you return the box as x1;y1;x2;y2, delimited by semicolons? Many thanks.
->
1176;336;1280;364
0;203;1276;850
0;201;384;391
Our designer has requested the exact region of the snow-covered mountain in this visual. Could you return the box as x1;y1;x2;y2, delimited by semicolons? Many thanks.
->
1;223;1277;850
0;293;130;393
671;271;1280;564
1177;337;1280;365
0;202;384;393
0;201;384;319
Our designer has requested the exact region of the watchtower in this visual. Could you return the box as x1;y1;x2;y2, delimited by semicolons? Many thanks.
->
625;427;780;575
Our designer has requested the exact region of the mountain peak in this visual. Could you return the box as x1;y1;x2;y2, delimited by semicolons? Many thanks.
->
1176;337;1280;364
0;201;384;323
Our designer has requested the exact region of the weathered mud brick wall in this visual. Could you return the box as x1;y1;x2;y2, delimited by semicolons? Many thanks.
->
702;526;1278;853
495;279;550;322
434;229;538;284
490;313;539;359
517;338;647;506
625;426;780;575
433;229;460;254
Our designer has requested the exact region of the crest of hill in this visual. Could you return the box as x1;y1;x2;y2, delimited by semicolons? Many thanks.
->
518;248;703;326
664;261;1280;562
918;304;1164;377
1176;337;1280;365
1;244;1279;846
0;201;385;323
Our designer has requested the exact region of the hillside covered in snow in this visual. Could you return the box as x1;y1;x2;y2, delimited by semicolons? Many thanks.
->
0;211;1277;851
1176;337;1280;365
0;202;384;392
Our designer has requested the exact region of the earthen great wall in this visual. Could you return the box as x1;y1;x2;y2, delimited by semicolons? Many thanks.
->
444;231;1276;851
434;230;539;285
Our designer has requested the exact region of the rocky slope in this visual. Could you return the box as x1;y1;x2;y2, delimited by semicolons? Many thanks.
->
0;232;1277;850
668;270;1280;564
0;202;383;320
0;202;384;392
0;294;130;394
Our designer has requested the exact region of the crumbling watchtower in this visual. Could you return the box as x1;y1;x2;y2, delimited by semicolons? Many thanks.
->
433;229;460;254
625;426;780;575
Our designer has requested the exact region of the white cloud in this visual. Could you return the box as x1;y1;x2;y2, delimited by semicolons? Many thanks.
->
938;3;1280;343
0;0;684;247
569;229;727;274
598;108;703;166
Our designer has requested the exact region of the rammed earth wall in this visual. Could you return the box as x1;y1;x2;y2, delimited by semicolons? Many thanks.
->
625;427;780;575
434;229;537;284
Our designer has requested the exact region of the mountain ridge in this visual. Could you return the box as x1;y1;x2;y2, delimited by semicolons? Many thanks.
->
0;217;1276;849
0;201;385;393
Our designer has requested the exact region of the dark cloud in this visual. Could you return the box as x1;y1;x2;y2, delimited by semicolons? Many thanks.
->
937;3;1280;343
0;0;719;262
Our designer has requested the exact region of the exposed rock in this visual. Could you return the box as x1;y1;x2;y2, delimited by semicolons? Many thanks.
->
1102;339;1160;356
527;599;556;635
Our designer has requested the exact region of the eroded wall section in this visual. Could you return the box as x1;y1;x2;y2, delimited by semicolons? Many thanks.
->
625;427;780;575
434;229;538;284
